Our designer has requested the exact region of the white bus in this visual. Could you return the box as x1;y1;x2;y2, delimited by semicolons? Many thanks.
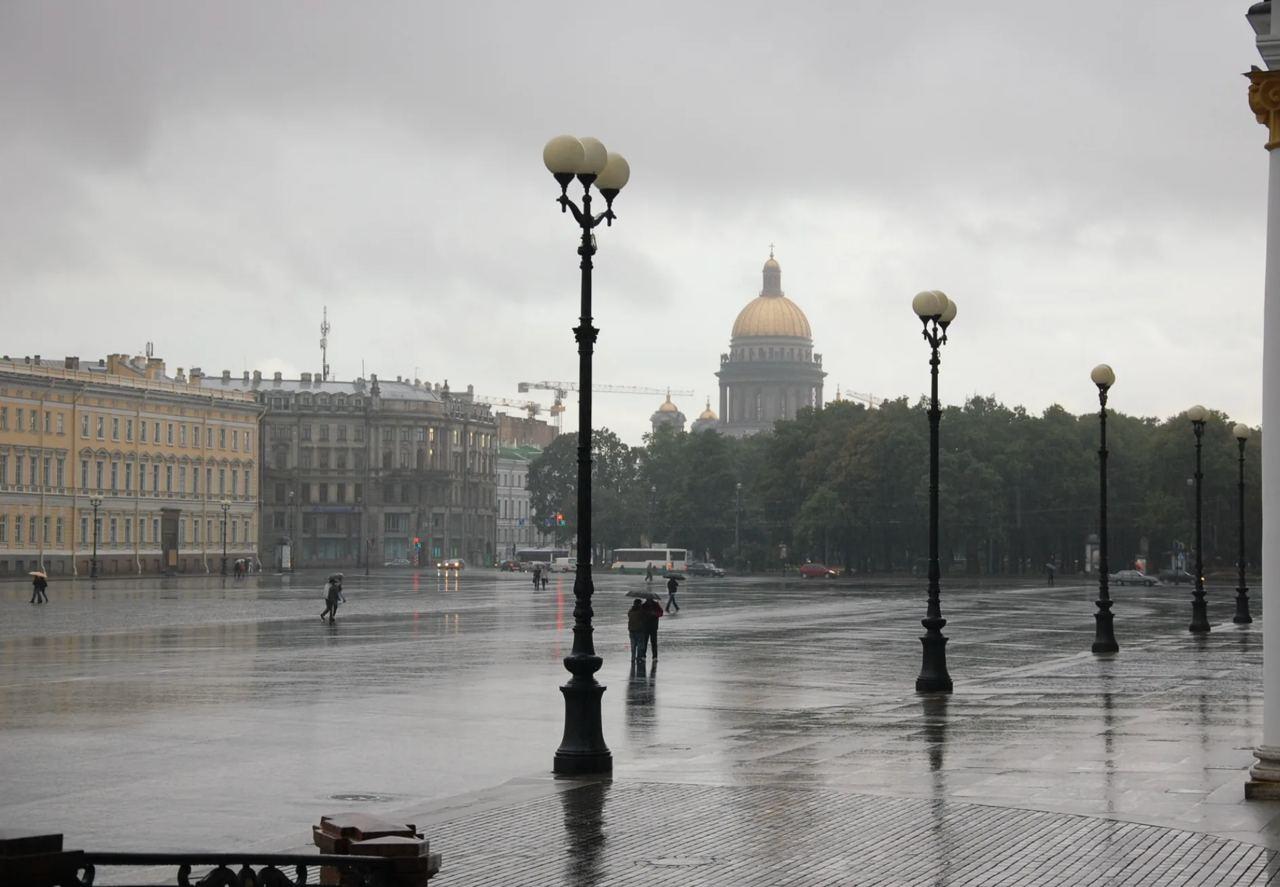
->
610;545;688;574
516;547;569;570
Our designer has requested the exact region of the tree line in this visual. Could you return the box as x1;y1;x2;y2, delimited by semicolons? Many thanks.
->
527;397;1262;576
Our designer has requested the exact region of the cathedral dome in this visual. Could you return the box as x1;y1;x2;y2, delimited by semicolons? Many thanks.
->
698;399;717;421
731;252;811;339
658;394;679;413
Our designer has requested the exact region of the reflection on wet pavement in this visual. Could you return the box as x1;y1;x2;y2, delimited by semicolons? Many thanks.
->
2;570;1278;883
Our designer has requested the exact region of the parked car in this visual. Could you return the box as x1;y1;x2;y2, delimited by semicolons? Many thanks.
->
551;557;577;573
1109;569;1158;586
437;558;466;571
799;562;838;579
383;558;411;567
687;562;725;578
499;559;524;572
1158;568;1194;584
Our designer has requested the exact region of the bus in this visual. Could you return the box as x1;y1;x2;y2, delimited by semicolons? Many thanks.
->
610;545;688;574
516;547;569;570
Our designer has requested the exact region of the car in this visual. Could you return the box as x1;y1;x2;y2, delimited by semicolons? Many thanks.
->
799;562;838;579
499;559;524;572
437;558;466;571
382;558;411;567
687;562;725;578
1159;568;1194;584
1108;569;1158;586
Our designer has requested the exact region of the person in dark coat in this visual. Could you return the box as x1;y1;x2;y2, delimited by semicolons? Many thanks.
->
642;598;663;661
532;566;542;589
665;575;680;613
321;577;343;623
645;564;654;583
30;574;48;604
627;599;648;665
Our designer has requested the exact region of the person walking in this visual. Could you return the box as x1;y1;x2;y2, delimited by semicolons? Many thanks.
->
541;569;549;590
532;566;541;590
1045;560;1056;587
321;577;342;624
627;599;648;665
645;563;654;584
665;575;680;613
30;573;48;604
643;597;663;661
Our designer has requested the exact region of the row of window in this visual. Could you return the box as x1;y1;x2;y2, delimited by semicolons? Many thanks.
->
75;460;253;498
0;514;252;547
0;406;253;453
498;498;530;519
274;423;496;451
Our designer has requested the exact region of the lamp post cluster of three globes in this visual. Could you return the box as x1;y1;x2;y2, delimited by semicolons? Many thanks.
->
542;134;630;775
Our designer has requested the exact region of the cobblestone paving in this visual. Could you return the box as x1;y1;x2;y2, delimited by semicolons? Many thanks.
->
428;782;1280;887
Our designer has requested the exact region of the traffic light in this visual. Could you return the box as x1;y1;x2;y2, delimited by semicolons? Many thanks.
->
556;513;565;526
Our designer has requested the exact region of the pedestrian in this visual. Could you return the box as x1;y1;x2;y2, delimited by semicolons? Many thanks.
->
541;569;549;590
643;597;663;661
30;573;48;604
1045;561;1056;587
321;577;342;624
532;566;542;590
645;564;654;583
665;575;680;613
627;599;648;665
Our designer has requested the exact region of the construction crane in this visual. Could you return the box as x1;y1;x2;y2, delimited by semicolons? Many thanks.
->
832;386;883;409
472;396;545;420
517;381;696;430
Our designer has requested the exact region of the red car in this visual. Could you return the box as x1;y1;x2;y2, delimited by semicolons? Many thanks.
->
799;563;838;579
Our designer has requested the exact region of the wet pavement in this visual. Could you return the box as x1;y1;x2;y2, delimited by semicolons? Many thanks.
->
2;568;1278;884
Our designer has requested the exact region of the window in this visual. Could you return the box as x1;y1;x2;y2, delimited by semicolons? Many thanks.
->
110;462;118;492
165;465;173;492
207;428;213;448
96;416;104;439
178;519;185;544
109;518;118;545
318;449;329;469
0;455;6;485
80;516;87;545
385;513;409;533
178;466;186;494
14;516;23;544
193;467;199;495
126;419;133;441
206;467;212;493
124;463;132;492
111;417;119;440
167;423;174;445
193;520;200;544
180;425;187;447
95;461;103;490
318;424;329;442
417;427;426;443
152;518;159;542
28;458;36;486
219;428;227;448
80;460;88;489
29;410;37;433
219;469;225;494
300;449;313;469
318;484;328;503
153;421;159;443
336;450;347;469
56;459;64;488
337;425;347;442
336;484;346;503
354;426;365;442
401;427;411;443
55;517;63;545
300;425;312;442
44;411;51;434
152;464;159;492
42;516;49;544
231;471;238;496
140;420;147;442
0;407;6;430
233;428;240;450
124;518;131;544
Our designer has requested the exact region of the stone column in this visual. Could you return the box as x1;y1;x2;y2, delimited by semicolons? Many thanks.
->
1245;53;1280;798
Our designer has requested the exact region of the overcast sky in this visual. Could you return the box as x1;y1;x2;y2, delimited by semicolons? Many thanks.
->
1;2;1268;445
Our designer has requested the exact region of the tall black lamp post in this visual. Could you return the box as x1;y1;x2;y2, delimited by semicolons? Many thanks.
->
1090;364;1118;654
1233;423;1253;624
219;498;231;577
89;495;103;579
912;289;957;694
734;481;742;568
1187;405;1211;633
543;134;630;775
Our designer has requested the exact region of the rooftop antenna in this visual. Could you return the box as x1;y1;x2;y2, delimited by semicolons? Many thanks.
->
320;306;331;381
145;341;154;359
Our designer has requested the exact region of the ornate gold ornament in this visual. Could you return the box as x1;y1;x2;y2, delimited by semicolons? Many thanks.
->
1247;66;1280;150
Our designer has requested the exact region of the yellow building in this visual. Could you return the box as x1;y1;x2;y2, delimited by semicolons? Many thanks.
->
0;354;261;577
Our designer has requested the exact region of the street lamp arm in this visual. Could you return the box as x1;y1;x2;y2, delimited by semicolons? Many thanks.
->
557;194;614;229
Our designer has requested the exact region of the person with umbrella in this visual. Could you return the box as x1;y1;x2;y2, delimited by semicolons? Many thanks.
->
29;571;48;604
627;598;648;665
665;574;681;613
320;573;345;624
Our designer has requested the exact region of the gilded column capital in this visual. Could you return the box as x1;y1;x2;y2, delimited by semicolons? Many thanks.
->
1247;66;1280;150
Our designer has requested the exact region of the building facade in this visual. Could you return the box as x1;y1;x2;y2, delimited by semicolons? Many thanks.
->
716;252;826;437
0;354;260;577
497;444;545;559
649;393;687;434
200;371;497;570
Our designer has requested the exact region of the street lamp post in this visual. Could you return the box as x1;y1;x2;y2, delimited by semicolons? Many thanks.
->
543;134;630;775
220;498;231;577
735;481;742;568
89;496;103;579
648;484;657;546
1233;423;1253;624
1187;405;1211;634
912;289;957;694
1090;364;1118;654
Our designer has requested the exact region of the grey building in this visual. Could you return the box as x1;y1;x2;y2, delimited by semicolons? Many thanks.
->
196;370;497;570
497;444;545;559
716;252;826;437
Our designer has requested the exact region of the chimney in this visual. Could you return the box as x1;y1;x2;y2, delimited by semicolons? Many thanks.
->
300;372;312;384
252;370;262;385
189;367;204;385
273;371;283;384
396;375;402;383
242;370;250;383
145;357;164;379
175;368;187;382
64;357;80;370
98;359;106;367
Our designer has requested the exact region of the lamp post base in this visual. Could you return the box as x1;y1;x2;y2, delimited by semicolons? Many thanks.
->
1091;600;1118;654
915;623;952;694
1190;591;1211;633
1234;588;1253;624
553;670;612;776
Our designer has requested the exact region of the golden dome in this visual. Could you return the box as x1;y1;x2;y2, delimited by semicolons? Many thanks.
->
658;393;679;413
698;398;718;421
732;295;812;339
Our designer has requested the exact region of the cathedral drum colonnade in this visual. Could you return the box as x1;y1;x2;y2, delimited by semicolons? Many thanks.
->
715;251;825;438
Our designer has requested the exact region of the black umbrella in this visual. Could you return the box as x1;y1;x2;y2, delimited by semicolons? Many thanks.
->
625;589;663;601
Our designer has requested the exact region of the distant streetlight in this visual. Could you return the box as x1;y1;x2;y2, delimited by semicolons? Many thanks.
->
220;498;231;577
912;289;957;694
1090;364;1118;654
544;134;630;776
735;481;743;568
89;495;103;579
1234;423;1253;624
1187;405;1210;633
